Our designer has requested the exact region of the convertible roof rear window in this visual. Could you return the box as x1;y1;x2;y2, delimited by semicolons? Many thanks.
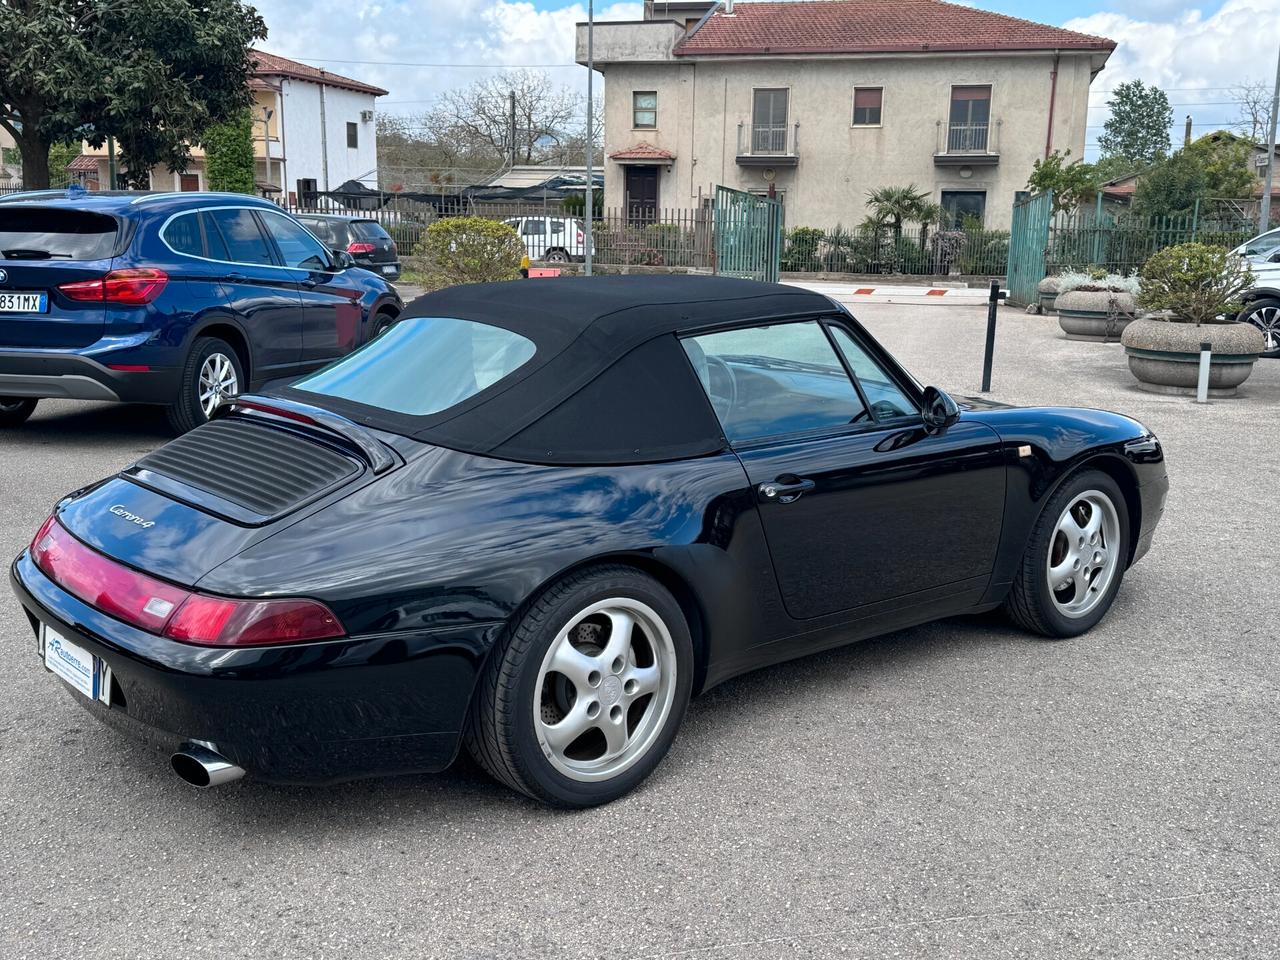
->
294;317;536;416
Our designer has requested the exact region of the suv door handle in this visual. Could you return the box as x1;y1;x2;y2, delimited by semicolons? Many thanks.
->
300;278;318;289
758;477;816;503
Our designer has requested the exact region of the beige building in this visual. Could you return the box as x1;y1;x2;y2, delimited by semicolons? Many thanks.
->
577;0;1114;229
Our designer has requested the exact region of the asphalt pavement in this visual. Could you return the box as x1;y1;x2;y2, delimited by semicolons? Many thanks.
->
1;297;1277;959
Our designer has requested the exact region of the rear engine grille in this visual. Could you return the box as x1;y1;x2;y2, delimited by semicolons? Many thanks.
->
134;419;360;517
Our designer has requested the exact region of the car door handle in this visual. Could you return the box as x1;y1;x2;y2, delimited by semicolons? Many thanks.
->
758;477;816;503
300;278;318;289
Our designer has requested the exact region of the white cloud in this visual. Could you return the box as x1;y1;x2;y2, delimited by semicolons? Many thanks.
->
1065;0;1280;154
254;0;640;110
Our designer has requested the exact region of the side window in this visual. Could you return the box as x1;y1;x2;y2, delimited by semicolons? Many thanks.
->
301;219;335;246
522;219;545;237
549;220;565;235
164;213;204;257
206;208;275;266
683;321;869;443
261;212;332;270
827;325;917;420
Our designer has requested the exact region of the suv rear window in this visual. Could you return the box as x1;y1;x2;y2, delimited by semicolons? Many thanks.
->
351;220;391;240
0;208;119;260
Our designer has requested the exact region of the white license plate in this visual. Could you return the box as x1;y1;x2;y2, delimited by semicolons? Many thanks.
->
0;292;48;313
381;265;396;275
41;623;110;704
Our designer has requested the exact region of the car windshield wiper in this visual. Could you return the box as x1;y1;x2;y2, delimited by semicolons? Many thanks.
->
0;249;73;260
218;394;399;474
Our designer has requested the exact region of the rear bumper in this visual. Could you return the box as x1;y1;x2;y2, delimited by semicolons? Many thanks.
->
0;351;178;404
357;260;401;281
10;551;490;785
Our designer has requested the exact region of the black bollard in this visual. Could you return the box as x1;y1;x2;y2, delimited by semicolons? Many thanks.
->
980;280;1004;393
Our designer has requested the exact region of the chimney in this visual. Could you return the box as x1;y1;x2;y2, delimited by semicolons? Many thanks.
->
725;0;734;13
1184;114;1192;147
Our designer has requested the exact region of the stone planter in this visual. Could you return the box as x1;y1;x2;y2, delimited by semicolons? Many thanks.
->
1037;276;1062;314
1120;317;1266;397
1055;289;1138;341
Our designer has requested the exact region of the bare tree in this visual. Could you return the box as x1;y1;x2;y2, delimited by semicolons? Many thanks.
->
1232;80;1272;142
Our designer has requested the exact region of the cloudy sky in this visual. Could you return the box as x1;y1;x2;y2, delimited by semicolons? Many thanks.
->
254;0;1280;158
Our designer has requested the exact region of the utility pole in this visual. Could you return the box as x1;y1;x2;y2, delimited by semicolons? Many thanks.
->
508;90;517;168
1260;41;1280;232
584;0;595;276
106;135;117;189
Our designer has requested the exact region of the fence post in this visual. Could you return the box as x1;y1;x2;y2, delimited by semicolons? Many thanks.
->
1191;198;1200;241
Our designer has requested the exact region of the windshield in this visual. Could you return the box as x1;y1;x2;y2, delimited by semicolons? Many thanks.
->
0;208;119;260
293;316;536;416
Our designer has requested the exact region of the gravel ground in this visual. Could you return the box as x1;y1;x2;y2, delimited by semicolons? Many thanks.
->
1;295;1277;959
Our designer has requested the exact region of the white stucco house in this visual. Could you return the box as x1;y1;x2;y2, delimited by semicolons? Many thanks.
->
577;0;1115;229
73;51;387;202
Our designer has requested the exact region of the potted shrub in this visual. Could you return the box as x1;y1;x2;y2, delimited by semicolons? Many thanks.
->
1122;243;1263;397
1054;268;1141;340
1037;275;1063;314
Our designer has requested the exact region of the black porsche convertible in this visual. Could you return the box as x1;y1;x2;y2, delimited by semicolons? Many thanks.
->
11;276;1168;806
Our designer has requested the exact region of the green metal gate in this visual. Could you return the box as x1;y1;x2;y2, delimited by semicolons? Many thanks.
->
1006;190;1053;307
714;185;783;283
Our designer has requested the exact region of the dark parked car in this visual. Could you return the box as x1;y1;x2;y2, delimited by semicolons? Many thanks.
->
10;277;1168;807
294;214;402;281
0;192;403;433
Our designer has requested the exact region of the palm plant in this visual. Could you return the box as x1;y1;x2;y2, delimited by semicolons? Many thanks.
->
865;184;932;240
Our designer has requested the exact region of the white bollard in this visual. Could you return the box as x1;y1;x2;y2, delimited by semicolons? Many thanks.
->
1195;340;1212;403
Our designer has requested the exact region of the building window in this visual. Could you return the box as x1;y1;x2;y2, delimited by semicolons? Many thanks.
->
941;190;986;228
751;88;789;154
852;87;882;126
346;122;359;150
297;178;319;207
632;92;657;129
948;85;991;151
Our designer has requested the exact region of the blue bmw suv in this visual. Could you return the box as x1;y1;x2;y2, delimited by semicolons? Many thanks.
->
0;191;403;432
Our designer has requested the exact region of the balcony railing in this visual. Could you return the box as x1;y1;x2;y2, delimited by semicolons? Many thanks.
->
934;119;1000;165
736;121;800;166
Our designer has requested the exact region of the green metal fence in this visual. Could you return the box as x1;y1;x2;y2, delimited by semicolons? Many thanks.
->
714;185;783;283
780;223;1010;276
1045;207;1256;275
1006;191;1054;306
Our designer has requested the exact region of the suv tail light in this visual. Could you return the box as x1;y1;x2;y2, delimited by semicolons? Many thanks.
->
59;269;168;305
347;241;376;255
30;517;345;647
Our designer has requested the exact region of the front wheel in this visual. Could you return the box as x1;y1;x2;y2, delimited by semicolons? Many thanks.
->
1239;298;1280;359
466;565;693;807
0;397;37;427
1004;469;1130;638
166;337;244;435
544;248;571;264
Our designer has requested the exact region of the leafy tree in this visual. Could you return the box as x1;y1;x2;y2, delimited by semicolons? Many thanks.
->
202;110;256;194
1183;133;1256;199
1098;80;1173;168
47;140;79;186
1138;243;1253;324
1027;149;1099;213
407;217;525;291
0;0;267;188
1133;134;1256;217
865;184;932;238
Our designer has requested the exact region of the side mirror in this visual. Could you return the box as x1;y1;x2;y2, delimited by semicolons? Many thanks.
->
921;386;960;435
334;251;355;270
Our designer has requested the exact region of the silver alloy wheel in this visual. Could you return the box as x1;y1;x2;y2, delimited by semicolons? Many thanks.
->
1046;489;1122;619
198;352;239;418
533;597;677;783
1246;303;1280;352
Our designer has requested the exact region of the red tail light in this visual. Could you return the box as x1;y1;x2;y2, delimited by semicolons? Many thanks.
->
30;517;345;647
347;241;376;255
59;269;168;305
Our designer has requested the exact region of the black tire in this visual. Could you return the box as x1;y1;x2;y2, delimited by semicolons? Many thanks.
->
1004;468;1131;639
372;310;398;340
1239;297;1280;359
0;397;37;427
545;248;571;264
165;336;245;435
465;564;694;808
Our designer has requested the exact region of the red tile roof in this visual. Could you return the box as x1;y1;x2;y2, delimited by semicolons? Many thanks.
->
609;142;677;161
66;154;101;173
675;0;1115;56
251;50;389;97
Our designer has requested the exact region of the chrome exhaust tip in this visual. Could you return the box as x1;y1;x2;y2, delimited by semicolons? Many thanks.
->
171;742;245;788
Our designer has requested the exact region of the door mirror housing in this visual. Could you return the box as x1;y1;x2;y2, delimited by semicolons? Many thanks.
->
334;250;355;270
921;386;961;434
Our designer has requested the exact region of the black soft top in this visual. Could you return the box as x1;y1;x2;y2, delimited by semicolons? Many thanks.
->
285;276;839;465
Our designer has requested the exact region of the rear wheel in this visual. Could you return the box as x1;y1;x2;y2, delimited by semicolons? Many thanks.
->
0;397;37;427
545;248;571;264
166;336;244;435
372;310;398;339
1239;298;1280;359
466;565;693;807
1004;469;1130;638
